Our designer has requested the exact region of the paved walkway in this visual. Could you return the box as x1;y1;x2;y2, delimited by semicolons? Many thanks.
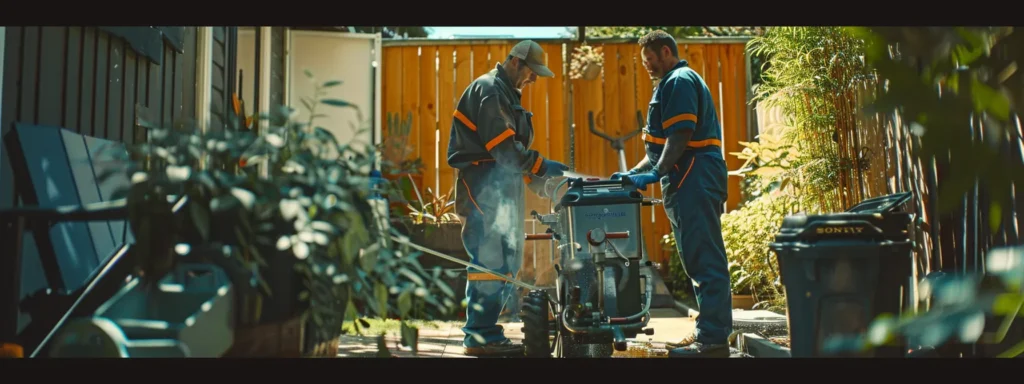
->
337;308;695;358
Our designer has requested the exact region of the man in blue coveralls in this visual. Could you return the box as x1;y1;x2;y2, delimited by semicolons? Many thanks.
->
611;30;732;357
447;40;570;357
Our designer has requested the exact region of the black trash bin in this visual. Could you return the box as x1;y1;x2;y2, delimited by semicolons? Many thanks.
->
770;192;915;357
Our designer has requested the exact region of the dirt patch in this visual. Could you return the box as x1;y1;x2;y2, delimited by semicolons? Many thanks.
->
611;342;670;358
769;336;790;348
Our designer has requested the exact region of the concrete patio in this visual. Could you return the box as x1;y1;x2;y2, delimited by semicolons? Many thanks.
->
336;308;696;358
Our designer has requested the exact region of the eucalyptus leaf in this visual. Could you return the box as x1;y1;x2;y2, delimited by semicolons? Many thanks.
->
374;282;388;317
400;321;419;352
398;288;413;316
321;99;353;108
190;202;211;241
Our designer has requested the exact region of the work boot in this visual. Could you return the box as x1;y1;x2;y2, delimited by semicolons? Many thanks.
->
463;338;524;357
668;341;730;358
664;332;697;349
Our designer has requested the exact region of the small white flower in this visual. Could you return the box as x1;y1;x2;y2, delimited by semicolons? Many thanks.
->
230;188;256;210
131;172;149;184
265;133;285;148
276;236;291;251
166;165;191;182
174;243;191;255
279;199;303;221
292;241;310;260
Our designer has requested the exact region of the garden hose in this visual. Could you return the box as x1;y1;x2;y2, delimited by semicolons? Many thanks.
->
390;235;550;292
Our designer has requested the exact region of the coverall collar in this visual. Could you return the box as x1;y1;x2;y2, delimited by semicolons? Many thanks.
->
658;59;690;85
493;63;522;100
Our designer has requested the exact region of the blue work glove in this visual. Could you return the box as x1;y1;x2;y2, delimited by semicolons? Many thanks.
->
541;159;570;177
626;171;660;191
610;169;637;180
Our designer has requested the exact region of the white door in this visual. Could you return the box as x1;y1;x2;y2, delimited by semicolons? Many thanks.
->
287;30;382;156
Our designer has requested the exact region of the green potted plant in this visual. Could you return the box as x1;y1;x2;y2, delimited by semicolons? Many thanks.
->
113;72;458;357
402;184;469;314
569;44;604;81
405;184;463;256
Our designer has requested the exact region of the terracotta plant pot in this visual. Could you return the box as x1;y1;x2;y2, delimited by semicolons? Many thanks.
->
409;223;466;258
224;314;305;357
224;313;342;357
582;63;602;81
732;294;756;310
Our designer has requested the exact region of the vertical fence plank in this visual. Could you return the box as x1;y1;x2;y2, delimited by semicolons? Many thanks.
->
418;46;438;195
544;43;566;164
472;46;489;80
382;46;402;150
685;44;705;79
400;46;420;190
617;44;639;171
720;44;742;211
601;44;621;175
704;45;722;127
437;46;455;196
488;45;505;77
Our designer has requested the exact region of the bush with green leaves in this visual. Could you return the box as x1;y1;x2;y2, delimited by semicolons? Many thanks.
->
849;26;1023;219
109;72;458;349
747;26;877;212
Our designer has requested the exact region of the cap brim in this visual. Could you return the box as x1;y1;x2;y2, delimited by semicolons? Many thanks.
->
529;63;555;78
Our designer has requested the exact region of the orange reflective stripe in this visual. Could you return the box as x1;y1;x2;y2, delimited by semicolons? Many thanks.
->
467;272;513;281
471;159;495;165
485;129;515;151
662;113;697;127
461;179;484;215
676;157;696;189
524;175;532;184
531;157;543;175
688;138;721;148
642;132;666;145
643;133;721;149
1;343;24;358
454;110;477;131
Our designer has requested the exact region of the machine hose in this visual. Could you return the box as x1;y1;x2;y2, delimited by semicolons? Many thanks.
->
390;235;549;292
561;269;655;334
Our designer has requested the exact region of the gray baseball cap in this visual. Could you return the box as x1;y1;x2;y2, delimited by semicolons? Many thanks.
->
509;40;555;78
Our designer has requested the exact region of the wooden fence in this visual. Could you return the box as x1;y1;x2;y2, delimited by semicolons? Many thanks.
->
381;38;752;284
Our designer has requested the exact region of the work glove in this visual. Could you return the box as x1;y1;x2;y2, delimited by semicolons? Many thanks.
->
610;169;637;180
626;171;660;191
541;159;569;177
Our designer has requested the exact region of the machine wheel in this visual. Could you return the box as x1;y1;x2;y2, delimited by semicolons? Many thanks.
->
520;290;552;357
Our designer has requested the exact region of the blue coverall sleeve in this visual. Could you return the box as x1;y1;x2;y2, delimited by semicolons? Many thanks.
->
659;76;699;136
477;94;548;176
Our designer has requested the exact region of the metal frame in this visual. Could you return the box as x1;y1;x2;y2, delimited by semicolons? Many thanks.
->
195;27;213;135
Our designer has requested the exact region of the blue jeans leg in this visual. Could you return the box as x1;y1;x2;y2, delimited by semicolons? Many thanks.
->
455;168;525;347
